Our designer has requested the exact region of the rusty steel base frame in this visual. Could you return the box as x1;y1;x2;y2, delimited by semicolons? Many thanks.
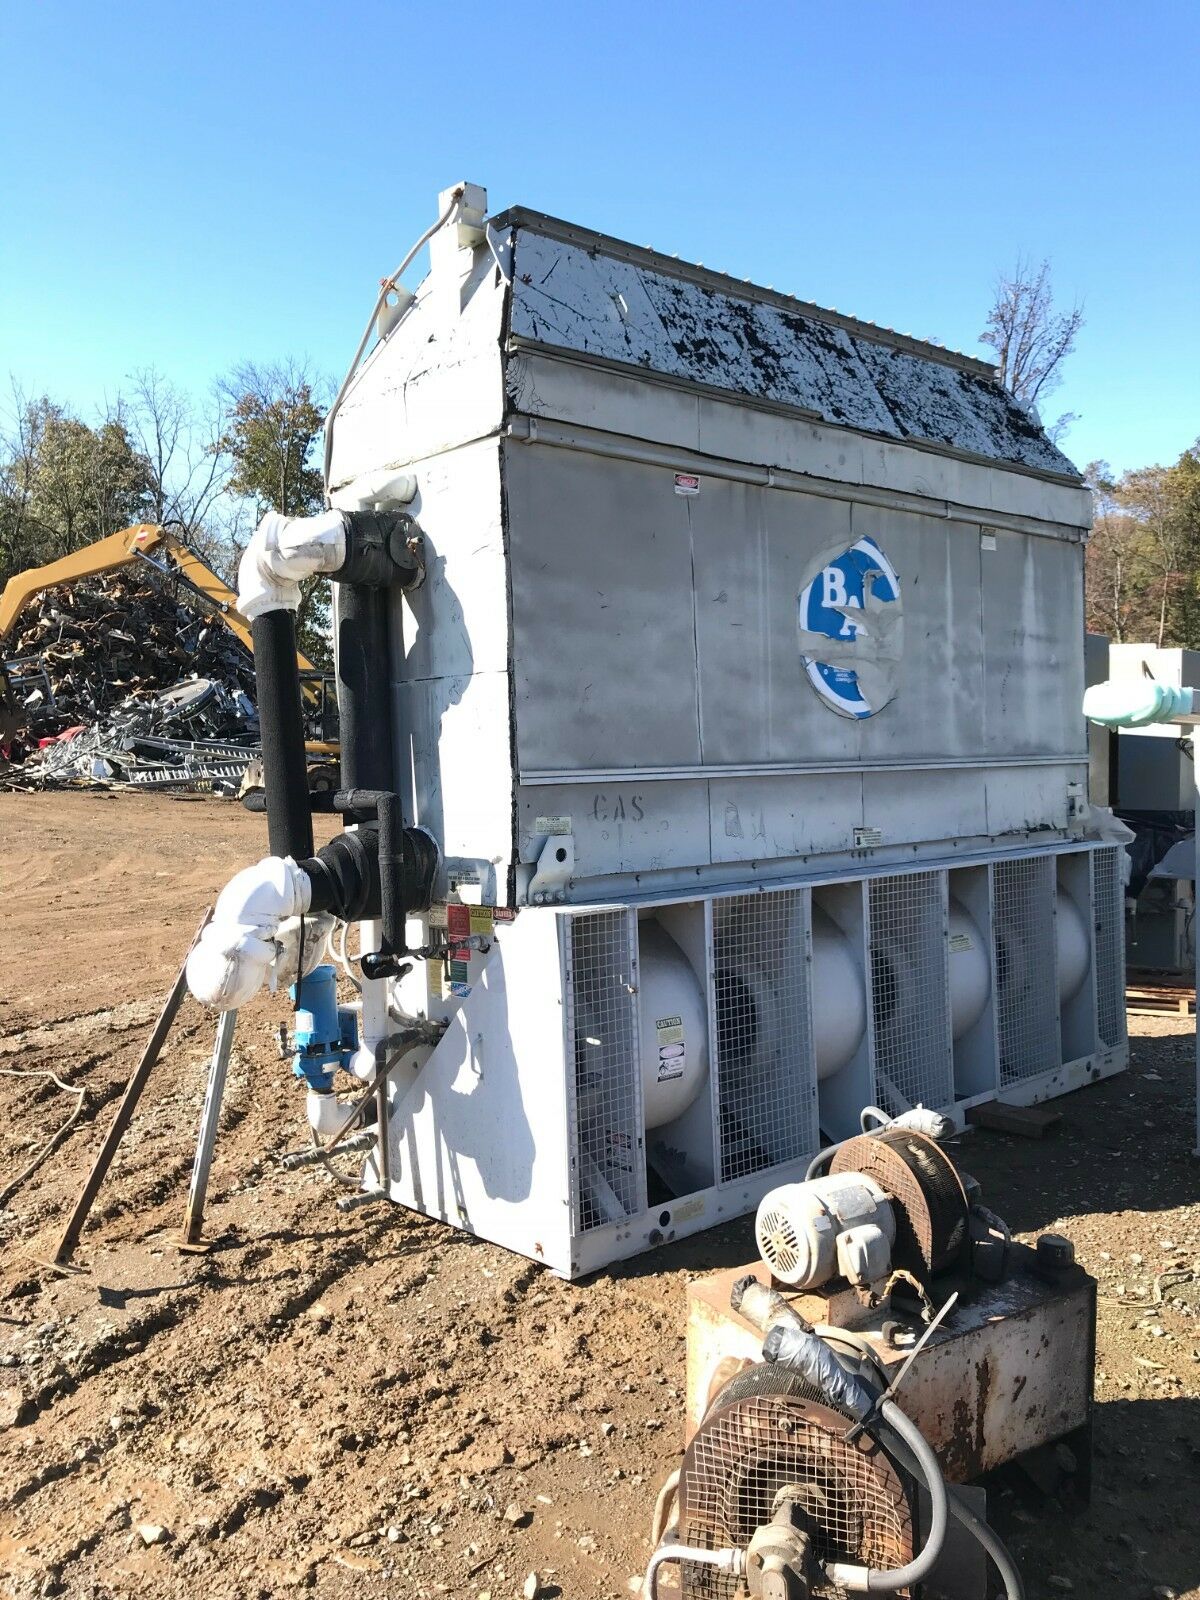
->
685;1251;1096;1498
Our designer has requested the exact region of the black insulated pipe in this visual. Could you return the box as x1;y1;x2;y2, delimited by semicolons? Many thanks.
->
301;825;382;923
336;583;395;811
251;610;314;861
338;510;423;589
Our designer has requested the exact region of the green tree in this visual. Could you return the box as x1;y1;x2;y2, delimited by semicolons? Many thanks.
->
218;360;331;664
1084;442;1200;649
0;390;154;583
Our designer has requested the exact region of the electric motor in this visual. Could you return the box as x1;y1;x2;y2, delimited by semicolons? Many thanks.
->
756;1172;897;1289
756;1129;971;1292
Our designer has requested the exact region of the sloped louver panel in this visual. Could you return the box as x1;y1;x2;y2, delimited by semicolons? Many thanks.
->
867;871;954;1114
991;856;1060;1085
711;891;817;1184
564;910;643;1231
1092;845;1127;1050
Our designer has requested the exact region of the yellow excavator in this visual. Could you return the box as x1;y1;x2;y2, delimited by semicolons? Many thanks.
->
0;522;257;651
0;523;339;780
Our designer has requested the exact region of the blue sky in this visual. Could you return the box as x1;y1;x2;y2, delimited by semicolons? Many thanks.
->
1;0;1196;477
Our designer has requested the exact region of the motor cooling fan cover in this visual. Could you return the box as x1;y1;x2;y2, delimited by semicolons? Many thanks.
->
677;1365;914;1599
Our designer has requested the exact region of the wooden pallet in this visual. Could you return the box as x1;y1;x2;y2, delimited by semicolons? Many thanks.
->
1126;980;1196;1017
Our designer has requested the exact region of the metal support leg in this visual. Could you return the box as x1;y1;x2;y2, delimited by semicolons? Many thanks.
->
181;1009;237;1247
52;908;210;1265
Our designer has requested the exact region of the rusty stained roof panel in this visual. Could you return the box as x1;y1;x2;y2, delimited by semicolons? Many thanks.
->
506;222;1078;480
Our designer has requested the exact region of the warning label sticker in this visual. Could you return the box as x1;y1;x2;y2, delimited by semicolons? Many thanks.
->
949;931;974;953
657;1043;685;1082
535;815;572;836
655;1015;684;1045
656;1018;686;1082
673;473;700;496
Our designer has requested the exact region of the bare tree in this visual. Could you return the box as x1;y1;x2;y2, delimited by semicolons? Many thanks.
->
0;380;46;577
116;369;232;562
980;258;1083;439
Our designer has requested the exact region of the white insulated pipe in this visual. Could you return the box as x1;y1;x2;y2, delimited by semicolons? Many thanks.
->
237;508;349;620
187;856;314;1009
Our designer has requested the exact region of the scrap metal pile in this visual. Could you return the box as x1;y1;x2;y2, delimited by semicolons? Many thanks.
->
1;570;261;793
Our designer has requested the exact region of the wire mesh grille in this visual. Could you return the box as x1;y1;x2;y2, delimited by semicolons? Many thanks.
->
711;891;817;1185
1092;845;1127;1049
679;1395;913;1599
991;855;1060;1085
866;871;953;1116
565;910;642;1231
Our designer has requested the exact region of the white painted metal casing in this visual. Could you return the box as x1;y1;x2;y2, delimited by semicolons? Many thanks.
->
333;188;1127;1274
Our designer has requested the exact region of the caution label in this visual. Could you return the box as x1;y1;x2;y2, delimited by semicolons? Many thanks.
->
655;1016;686;1082
655;1015;684;1045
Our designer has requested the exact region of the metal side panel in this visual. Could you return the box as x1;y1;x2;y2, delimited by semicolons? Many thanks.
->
991;855;1061;1087
383;910;573;1273
867;870;954;1115
396;670;514;905
711;889;818;1184
331;245;508;485
981;529;1086;759
504;442;702;773
563;908;646;1233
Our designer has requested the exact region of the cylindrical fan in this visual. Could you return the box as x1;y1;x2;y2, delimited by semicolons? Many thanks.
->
676;1363;915;1599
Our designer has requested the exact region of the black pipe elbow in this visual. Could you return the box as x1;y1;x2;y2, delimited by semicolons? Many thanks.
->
335;511;424;589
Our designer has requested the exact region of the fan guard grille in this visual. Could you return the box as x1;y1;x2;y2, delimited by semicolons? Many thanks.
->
757;1205;801;1280
678;1372;913;1599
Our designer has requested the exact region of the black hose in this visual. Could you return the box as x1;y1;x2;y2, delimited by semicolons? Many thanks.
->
251;610;314;861
944;1494;1025;1600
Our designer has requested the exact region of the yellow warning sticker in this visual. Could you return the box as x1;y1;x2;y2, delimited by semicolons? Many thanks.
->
655;1015;684;1046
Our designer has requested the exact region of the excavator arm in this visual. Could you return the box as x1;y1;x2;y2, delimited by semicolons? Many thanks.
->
0;523;336;750
1;524;167;643
0;522;318;669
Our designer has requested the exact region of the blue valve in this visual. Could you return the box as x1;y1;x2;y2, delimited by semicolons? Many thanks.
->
288;964;358;1092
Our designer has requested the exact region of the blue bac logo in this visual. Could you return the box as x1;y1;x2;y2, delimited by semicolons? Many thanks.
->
797;537;902;719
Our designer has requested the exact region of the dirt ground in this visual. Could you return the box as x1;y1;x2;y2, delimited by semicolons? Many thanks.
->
1;791;1199;1600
